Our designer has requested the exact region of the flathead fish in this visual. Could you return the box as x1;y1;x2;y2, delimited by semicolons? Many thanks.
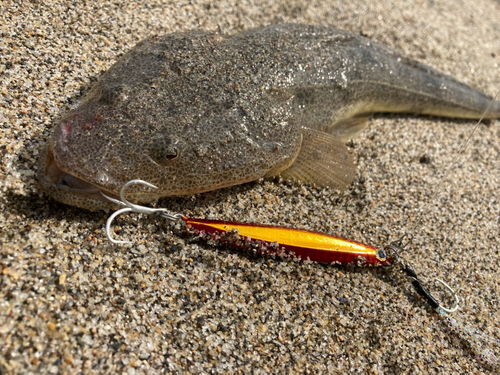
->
37;24;500;211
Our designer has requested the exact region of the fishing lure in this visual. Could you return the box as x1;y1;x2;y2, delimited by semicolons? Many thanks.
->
102;180;500;366
102;180;456;309
183;218;388;265
103;181;388;265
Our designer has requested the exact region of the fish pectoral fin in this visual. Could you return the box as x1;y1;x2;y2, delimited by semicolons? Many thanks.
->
280;127;356;191
330;115;370;141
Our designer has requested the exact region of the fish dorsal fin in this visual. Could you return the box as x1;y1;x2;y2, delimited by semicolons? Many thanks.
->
280;127;356;190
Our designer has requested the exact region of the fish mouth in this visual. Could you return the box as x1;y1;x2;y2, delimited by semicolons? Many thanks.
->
37;143;119;210
46;151;101;195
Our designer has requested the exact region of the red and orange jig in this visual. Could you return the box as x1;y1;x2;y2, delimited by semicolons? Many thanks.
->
183;217;388;266
103;181;388;265
102;180;458;315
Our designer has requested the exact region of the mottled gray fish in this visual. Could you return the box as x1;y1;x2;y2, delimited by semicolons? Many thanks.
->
38;24;500;211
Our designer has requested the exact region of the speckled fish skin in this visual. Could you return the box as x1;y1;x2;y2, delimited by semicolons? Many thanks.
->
37;24;500;211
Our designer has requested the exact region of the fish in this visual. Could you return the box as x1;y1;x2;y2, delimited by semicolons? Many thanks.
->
37;24;500;211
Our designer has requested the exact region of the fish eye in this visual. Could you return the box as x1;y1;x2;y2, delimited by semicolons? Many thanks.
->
149;139;180;166
165;147;178;160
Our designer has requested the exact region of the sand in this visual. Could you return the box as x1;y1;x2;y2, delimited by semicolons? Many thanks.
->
1;0;500;372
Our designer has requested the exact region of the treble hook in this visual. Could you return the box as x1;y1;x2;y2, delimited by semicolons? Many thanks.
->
101;180;184;244
385;241;459;313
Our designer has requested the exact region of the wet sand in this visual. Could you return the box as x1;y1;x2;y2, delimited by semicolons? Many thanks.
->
1;0;500;372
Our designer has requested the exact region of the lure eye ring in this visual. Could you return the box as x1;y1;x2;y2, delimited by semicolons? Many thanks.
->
376;249;387;262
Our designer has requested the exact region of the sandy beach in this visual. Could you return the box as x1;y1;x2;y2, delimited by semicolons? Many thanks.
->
1;0;500;372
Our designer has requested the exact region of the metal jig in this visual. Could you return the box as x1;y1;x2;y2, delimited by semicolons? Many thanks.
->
102;179;459;313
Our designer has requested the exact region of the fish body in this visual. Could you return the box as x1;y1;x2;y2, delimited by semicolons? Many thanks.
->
37;24;500;211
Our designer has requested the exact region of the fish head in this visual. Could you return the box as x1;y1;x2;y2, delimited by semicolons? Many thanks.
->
37;33;303;211
37;80;301;211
